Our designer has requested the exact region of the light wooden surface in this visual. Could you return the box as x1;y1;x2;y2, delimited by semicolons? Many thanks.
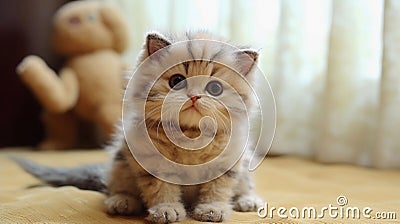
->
0;148;399;223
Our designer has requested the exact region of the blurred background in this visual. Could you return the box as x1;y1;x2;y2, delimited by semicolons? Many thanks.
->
0;0;69;147
1;0;399;168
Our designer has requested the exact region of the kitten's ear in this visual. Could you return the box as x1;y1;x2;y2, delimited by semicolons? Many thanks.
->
236;49;259;76
146;32;171;56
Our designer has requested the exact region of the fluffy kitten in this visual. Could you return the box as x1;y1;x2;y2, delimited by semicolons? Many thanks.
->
15;31;264;223
105;31;263;223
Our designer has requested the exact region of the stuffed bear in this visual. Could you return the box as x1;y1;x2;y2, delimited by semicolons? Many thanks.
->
16;1;129;150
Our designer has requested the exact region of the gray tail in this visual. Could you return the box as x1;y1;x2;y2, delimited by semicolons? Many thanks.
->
11;157;109;193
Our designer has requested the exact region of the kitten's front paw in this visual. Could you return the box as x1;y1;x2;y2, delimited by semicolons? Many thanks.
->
104;194;143;215
233;194;263;212
192;202;231;222
146;202;186;224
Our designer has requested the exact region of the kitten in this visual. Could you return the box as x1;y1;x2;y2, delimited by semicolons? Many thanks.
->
105;31;263;223
15;31;264;223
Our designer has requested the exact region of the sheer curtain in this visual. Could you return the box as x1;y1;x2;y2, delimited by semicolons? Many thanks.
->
101;0;400;168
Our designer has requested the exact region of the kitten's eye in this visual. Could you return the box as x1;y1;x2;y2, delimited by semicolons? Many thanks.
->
169;74;187;90
206;81;223;96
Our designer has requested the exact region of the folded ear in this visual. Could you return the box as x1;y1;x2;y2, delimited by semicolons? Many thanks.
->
236;49;259;76
99;4;129;53
146;32;171;56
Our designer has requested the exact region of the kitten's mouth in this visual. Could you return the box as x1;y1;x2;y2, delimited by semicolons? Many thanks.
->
182;104;202;114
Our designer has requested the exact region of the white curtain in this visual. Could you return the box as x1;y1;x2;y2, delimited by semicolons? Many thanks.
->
100;0;400;168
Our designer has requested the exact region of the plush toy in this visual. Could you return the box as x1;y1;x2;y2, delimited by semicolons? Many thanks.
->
16;1;129;150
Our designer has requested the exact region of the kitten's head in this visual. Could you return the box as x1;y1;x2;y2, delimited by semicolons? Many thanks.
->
130;31;258;135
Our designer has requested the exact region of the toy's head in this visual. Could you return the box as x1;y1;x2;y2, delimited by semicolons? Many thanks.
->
52;1;128;56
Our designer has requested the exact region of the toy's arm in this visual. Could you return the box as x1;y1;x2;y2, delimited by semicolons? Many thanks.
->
16;55;79;113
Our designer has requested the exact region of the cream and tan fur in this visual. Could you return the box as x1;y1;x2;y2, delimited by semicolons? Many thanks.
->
105;31;263;223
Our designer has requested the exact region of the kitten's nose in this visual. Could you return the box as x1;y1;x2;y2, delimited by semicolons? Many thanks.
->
190;96;201;103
